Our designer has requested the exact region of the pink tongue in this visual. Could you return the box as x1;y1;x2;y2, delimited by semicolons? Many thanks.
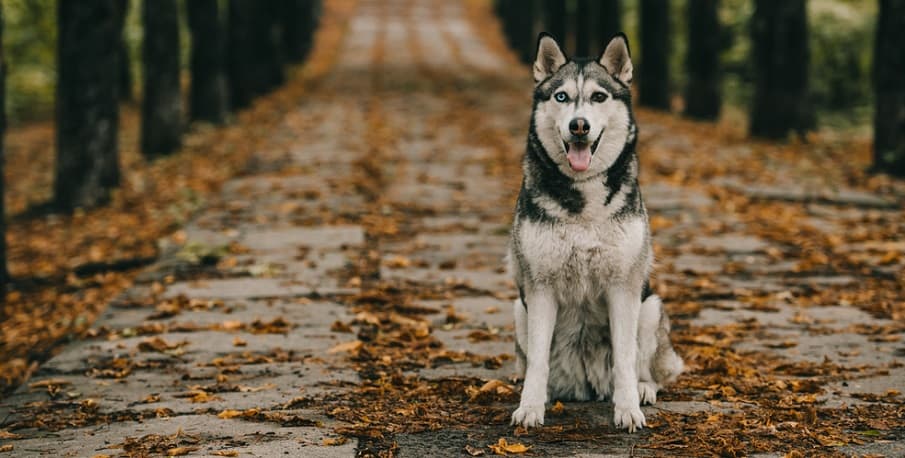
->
566;143;591;171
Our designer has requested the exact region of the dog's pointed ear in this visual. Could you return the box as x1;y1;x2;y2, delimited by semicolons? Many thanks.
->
534;33;567;83
599;33;633;85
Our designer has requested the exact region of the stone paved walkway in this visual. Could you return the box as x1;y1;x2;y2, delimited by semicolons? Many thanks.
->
2;0;903;456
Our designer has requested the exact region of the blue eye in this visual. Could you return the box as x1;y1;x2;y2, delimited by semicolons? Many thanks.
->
554;91;569;103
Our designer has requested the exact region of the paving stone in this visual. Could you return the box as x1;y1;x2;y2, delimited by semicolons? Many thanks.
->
240;226;364;252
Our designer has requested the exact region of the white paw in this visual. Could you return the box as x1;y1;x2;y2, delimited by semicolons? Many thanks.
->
638;381;658;405
613;404;646;433
511;404;545;428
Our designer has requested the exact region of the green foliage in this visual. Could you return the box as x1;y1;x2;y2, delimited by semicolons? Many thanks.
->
2;0;193;125
3;0;57;123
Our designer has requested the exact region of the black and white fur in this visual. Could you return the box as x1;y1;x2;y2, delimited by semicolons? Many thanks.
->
509;33;683;432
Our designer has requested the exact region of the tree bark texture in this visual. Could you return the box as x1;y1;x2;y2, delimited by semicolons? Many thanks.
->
684;0;721;119
543;0;566;44
55;0;120;211
228;0;285;108
639;0;670;109
595;0;621;52
114;0;132;101
575;0;591;56
749;0;815;139
188;0;229;124
281;0;319;63
0;3;7;285
141;0;182;157
873;0;905;176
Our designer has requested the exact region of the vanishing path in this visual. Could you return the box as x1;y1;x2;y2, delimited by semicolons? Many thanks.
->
2;0;903;457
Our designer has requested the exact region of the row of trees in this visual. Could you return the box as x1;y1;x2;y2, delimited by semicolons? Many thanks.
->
496;0;905;177
0;0;322;285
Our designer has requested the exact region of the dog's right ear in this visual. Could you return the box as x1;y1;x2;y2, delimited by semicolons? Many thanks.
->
534;33;567;83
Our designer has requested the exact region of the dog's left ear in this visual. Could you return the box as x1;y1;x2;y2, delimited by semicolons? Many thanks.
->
599;33;633;85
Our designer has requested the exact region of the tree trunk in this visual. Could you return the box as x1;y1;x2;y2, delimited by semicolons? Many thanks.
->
188;0;228;124
114;0;132;102
281;0;318;63
0;3;7;286
505;0;535;64
55;0;120;211
749;0;814;139
684;0;721;119
595;0;621;52
141;0;182;157
575;0;591;56
873;0;905;177
228;0;285;108
639;0;670;110
543;0;566;44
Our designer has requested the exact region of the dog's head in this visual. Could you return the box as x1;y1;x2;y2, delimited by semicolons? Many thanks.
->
531;33;634;178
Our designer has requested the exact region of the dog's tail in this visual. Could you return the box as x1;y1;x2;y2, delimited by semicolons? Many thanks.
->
639;295;684;386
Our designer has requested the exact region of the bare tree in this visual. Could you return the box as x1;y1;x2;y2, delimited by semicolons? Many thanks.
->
639;0;670;109
543;0;566;44
0;2;7;286
873;0;905;176
749;0;814;138
684;0;721;119
55;0;120;210
141;0;183;156
188;0;229;124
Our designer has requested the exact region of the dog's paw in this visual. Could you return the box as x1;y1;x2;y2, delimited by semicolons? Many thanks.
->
638;381;658;405
613;404;646;433
511;404;545;428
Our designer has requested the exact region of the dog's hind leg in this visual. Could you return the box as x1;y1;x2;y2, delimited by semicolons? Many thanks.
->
636;294;663;405
513;299;527;379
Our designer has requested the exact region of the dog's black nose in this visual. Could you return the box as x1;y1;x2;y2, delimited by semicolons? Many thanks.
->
569;117;590;136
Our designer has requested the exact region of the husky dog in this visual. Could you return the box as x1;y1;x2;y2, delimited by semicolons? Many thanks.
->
508;33;683;432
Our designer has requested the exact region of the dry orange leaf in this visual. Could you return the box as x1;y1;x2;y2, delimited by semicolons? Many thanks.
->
0;430;21;440
211;451;239;457
322;437;348;446
166;446;199;456
327;340;363;354
487;438;531;455
28;378;71;389
0;445;13;453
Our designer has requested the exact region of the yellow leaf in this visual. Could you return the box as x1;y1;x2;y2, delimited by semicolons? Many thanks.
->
488;438;531;455
322;437;348;446
327;340;363;354
167;446;199;456
211;452;239;457
550;401;565;414
0;430;20;439
217;409;244;419
0;445;13;453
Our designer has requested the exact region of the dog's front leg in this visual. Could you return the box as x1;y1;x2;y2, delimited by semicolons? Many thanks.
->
608;286;645;432
511;287;557;428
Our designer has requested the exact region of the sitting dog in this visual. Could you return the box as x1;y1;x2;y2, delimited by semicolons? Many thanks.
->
508;33;683;432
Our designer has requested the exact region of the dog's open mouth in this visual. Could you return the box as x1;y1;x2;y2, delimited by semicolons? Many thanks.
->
564;141;592;172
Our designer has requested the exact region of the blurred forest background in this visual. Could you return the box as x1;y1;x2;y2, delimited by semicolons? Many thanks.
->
492;0;878;130
0;0;902;397
0;0;880;127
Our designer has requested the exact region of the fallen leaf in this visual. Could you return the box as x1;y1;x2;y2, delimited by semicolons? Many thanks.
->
0;430;21;439
167;446;199;456
488;438;531;455
322;437;348;446
465;444;486;456
0;445;12;453
211;451;239;457
28;378;71;389
327;340;363;354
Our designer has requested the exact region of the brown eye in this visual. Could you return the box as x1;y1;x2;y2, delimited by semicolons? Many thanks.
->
591;92;609;103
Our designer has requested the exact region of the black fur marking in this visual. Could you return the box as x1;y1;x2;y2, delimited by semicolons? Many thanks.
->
641;279;653;301
603;139;636;206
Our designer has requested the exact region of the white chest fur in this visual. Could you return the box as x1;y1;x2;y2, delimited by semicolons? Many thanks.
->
517;211;647;295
